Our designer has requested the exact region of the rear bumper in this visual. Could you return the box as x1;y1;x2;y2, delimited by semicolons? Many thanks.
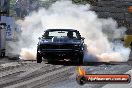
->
38;49;83;59
40;49;83;53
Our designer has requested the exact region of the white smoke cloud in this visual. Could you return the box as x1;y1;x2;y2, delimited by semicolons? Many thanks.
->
11;0;130;62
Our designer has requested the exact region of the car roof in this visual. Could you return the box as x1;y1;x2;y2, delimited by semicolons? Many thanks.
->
45;29;78;32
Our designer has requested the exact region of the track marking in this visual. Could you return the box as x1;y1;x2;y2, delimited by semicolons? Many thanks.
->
4;67;74;88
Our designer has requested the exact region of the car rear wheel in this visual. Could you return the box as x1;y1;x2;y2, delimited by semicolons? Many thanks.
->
37;52;42;63
78;54;83;64
130;42;132;49
1;52;5;57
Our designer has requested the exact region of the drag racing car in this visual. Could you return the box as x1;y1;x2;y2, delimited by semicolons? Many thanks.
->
37;29;86;64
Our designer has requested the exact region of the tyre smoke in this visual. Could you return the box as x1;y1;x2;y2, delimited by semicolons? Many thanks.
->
12;0;130;62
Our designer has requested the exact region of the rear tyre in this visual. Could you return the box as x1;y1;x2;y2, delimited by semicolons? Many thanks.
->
78;54;83;64
37;52;42;63
1;52;5;57
130;42;132;49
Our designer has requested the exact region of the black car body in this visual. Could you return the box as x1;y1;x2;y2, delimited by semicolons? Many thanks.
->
37;29;86;64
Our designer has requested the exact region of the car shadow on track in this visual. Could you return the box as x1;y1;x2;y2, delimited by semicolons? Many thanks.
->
6;57;132;66
45;60;129;66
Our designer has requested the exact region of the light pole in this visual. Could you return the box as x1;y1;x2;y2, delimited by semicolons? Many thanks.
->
0;0;10;58
0;23;6;57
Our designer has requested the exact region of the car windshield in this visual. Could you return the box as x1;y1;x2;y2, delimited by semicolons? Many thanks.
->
43;30;79;39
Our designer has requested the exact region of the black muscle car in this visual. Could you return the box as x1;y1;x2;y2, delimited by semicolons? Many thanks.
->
37;29;86;64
